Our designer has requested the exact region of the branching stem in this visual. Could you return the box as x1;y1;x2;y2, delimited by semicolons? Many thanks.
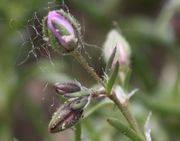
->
72;50;144;140
109;92;144;138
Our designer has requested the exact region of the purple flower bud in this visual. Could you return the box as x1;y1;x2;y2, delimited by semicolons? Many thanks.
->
103;29;131;66
43;10;81;52
114;43;129;65
54;82;81;94
49;96;89;133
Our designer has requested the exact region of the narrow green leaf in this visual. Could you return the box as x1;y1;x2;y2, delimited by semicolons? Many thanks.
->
107;118;144;141
106;62;119;94
83;119;101;141
83;99;112;119
105;47;117;74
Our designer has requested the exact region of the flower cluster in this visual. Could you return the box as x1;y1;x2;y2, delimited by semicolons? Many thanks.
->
43;8;148;141
49;82;90;133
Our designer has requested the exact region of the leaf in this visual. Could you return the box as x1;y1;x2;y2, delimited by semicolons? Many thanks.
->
107;118;144;141
105;47;117;75
106;62;119;95
83;99;112;119
82;119;101;141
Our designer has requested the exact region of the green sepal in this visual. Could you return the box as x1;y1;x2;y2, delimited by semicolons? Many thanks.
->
64;91;90;98
70;96;89;110
52;19;70;35
105;47;117;75
42;17;65;54
42;17;48;40
107;118;144;141
58;9;83;49
123;68;132;90
48;28;65;53
51;17;77;52
106;62;119;95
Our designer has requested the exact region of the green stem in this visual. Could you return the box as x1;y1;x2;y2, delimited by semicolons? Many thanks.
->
75;123;82;141
72;51;106;87
72;50;144;139
109;93;144;139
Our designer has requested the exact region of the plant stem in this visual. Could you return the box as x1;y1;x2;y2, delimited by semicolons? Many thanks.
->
72;51;106;87
75;123;82;141
109;93;144;139
72;50;144;139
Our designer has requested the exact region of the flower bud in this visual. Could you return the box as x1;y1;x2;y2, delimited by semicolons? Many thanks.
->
43;9;81;53
54;82;81;97
49;96;89;133
103;29;131;66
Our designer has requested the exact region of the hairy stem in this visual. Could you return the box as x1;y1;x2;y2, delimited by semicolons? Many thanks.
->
72;51;106;87
109;93;144;139
72;50;143;139
75;123;81;141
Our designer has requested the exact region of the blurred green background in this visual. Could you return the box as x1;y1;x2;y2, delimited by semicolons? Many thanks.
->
0;0;180;141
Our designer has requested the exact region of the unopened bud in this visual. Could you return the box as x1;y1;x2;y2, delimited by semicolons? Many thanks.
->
103;29;131;66
49;96;89;133
43;9;82;53
54;82;81;97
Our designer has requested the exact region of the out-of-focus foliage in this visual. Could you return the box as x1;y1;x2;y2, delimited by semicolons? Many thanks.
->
0;0;180;141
